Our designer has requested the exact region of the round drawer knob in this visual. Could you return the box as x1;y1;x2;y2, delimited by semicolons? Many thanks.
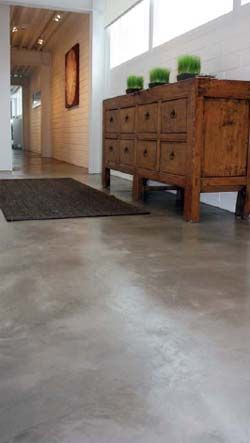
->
125;115;129;122
109;116;114;123
144;112;150;120
124;146;129;153
109;146;113;152
143;149;148;157
169;151;175;160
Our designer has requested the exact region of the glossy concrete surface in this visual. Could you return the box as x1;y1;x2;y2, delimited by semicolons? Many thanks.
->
0;151;250;443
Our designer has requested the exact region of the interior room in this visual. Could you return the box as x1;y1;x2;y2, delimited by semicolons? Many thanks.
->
0;1;250;442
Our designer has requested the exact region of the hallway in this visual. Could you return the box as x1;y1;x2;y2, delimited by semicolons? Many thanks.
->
0;152;250;443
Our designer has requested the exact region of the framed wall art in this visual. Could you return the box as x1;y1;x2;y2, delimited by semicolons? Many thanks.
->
65;43;80;109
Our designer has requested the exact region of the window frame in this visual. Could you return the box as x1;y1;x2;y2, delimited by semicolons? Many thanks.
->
106;0;245;70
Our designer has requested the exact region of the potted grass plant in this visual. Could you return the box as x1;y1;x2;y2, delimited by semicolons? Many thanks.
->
177;55;201;81
149;68;170;88
126;75;144;94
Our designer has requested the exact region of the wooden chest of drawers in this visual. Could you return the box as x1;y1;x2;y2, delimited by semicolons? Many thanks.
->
102;78;250;222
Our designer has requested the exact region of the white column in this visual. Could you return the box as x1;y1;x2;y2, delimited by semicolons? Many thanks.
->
0;5;12;171
88;1;105;174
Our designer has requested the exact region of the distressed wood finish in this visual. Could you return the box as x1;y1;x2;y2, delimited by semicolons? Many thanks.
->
103;78;250;222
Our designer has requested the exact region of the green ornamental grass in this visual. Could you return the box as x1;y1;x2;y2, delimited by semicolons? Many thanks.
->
150;68;170;84
177;55;201;75
127;75;144;89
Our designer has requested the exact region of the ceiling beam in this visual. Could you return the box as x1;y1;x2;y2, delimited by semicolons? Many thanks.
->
11;48;51;66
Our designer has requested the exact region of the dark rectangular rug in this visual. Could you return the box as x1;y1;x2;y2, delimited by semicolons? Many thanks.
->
0;178;149;222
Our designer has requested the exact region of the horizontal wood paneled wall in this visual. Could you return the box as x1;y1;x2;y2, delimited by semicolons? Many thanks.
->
29;68;41;154
50;13;90;168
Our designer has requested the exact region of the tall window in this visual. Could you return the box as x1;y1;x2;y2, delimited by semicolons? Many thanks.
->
241;0;250;4
109;0;150;69
153;0;234;48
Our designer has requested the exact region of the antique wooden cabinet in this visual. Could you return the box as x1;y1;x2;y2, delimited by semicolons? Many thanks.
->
102;78;250;222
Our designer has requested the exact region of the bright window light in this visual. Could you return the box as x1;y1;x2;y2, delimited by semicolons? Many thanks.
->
109;0;150;69
153;0;233;48
11;87;22;118
241;0;250;5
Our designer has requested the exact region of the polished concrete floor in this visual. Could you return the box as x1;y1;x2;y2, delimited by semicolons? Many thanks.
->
0;151;250;443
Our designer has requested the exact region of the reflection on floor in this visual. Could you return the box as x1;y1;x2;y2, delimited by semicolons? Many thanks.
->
0;150;250;443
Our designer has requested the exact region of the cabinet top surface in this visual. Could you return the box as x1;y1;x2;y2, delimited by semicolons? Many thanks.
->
104;78;250;108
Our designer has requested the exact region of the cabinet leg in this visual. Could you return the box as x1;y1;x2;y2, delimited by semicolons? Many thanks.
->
133;175;145;201
176;188;185;206
102;167;110;188
183;185;200;222
236;186;250;219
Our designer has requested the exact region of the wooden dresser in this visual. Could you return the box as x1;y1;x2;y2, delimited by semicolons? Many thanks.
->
102;78;250;222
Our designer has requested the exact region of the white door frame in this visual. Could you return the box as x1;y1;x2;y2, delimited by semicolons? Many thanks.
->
0;0;105;173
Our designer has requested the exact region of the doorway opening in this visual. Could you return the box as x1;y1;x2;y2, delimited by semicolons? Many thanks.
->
10;85;23;151
10;5;91;170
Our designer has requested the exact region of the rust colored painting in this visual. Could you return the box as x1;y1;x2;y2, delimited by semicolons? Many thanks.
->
65;43;80;108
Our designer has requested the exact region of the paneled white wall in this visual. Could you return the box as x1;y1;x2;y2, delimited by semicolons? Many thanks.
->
104;1;250;212
29;68;41;154
49;14;90;168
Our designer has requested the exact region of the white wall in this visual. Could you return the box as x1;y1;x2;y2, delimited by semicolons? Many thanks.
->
0;5;12;171
104;1;250;212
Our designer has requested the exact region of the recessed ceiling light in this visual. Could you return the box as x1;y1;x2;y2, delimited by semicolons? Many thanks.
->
12;26;18;33
53;13;62;22
37;38;44;46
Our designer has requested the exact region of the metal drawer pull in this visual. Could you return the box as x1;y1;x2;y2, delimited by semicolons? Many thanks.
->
144;111;150;120
109;146;113;152
143;149;148;157
124;146;129;153
109;116;114;123
170;110;176;119
125;115;129;122
169;151;175;160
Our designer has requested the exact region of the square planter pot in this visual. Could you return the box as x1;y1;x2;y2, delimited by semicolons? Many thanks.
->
126;88;143;94
149;82;168;88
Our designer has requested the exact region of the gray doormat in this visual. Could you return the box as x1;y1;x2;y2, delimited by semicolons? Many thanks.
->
0;178;149;222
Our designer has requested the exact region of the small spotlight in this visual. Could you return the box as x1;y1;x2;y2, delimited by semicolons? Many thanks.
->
12;26;18;33
37;38;44;46
53;13;62;22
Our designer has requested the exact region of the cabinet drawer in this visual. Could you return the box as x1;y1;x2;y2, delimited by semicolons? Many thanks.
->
120;140;135;166
161;99;187;133
137;103;158;133
105;110;119;133
160;143;187;175
137;141;157;170
120;107;135;133
104;139;119;164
